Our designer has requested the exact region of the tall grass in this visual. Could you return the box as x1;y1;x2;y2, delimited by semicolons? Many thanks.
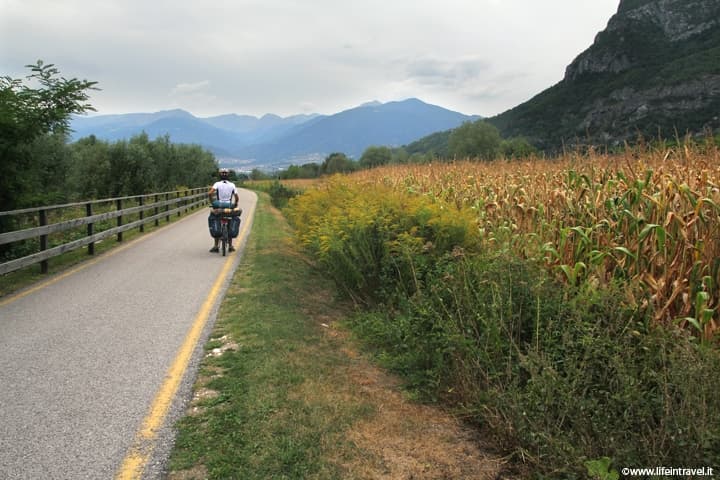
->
284;142;720;477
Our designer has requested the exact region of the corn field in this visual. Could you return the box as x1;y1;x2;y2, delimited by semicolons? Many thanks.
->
342;143;720;342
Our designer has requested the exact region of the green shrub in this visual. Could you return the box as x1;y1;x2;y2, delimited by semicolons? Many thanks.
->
266;180;301;209
351;252;553;401
286;179;479;305
496;282;720;476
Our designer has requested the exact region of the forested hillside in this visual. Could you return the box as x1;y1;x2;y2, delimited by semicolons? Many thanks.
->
489;0;720;149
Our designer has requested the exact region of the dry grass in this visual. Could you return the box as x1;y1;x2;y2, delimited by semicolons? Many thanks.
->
320;324;510;480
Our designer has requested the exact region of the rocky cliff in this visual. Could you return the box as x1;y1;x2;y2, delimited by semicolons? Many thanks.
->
490;0;720;149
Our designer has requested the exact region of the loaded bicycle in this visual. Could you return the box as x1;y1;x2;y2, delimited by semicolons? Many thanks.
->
208;168;241;255
209;201;242;256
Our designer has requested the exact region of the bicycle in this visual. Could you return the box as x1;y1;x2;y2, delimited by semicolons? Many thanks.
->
210;202;241;256
219;213;230;256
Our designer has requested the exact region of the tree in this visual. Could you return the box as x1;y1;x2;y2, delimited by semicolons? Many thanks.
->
501;136;538;159
1;61;98;210
359;146;392;169
280;165;302;180
390;148;410;164
68;135;112;199
165;141;217;189
299;162;321;178
448;120;502;160
321;152;356;175
250;168;270;181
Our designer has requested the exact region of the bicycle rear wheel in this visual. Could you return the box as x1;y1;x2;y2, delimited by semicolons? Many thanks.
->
221;224;228;256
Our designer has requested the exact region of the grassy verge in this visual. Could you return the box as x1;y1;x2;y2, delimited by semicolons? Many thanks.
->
167;193;507;479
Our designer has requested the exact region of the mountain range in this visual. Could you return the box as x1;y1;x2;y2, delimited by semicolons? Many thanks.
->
70;99;478;168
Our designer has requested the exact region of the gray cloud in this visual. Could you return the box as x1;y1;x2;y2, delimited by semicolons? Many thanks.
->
404;56;492;88
1;0;621;117
170;81;211;95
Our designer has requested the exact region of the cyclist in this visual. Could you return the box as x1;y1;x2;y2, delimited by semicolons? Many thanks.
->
208;168;239;252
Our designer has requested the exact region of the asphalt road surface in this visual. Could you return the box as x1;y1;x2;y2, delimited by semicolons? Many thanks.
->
0;189;257;480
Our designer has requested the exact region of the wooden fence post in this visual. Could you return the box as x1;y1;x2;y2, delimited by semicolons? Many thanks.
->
139;196;145;233
87;203;94;255
39;209;48;273
116;199;123;242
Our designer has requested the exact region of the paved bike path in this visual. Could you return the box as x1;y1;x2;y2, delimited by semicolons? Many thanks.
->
0;189;257;480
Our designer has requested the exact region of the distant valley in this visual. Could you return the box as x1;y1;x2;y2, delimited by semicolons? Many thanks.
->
70;98;479;169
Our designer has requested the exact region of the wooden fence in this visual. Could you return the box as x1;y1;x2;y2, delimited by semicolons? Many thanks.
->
0;187;209;275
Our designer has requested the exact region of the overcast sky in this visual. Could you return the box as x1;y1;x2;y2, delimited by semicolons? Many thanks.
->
1;0;620;118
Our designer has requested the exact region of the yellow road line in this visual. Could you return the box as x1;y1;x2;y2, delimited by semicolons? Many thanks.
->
115;204;254;480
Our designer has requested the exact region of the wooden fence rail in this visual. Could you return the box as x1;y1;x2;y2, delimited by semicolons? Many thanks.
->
0;187;209;275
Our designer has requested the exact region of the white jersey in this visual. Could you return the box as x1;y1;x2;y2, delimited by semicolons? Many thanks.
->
212;180;237;203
